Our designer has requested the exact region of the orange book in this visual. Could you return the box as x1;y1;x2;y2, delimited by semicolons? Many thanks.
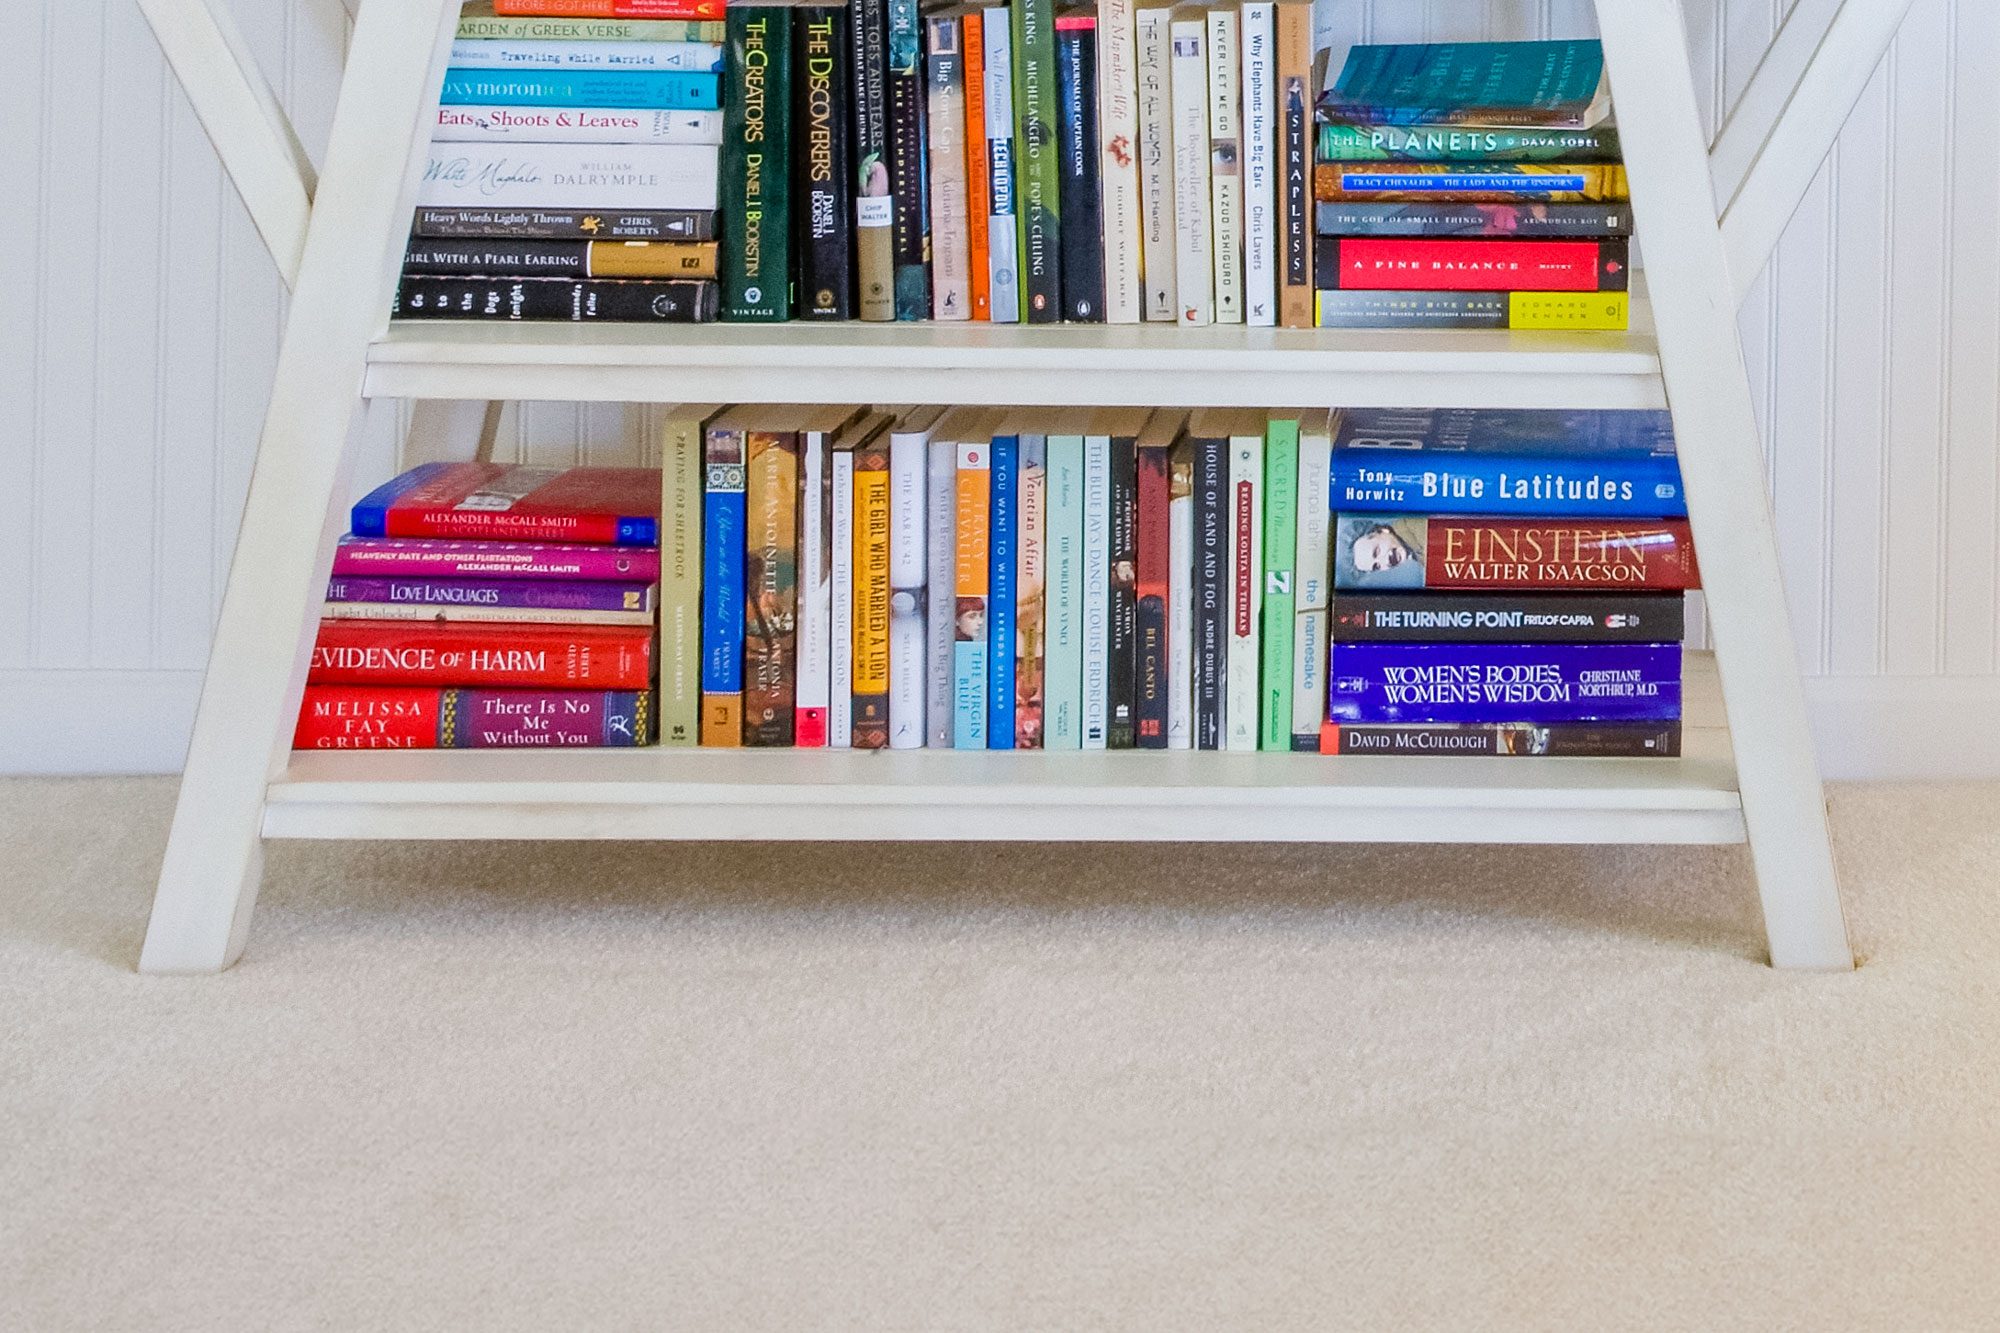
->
962;9;992;321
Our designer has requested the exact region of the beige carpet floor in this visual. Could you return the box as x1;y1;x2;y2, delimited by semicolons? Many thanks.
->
3;777;1999;1331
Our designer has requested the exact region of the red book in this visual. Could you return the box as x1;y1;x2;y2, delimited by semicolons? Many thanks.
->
1334;516;1699;591
1133;421;1175;748
1314;238;1628;292
295;687;651;749
492;0;727;18
309;620;655;689
350;463;660;546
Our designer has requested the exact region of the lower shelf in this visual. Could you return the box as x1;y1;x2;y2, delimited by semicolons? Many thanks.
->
264;655;1739;845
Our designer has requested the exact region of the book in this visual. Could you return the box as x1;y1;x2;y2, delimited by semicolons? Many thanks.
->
1314;236;1629;293
1329;407;1684;518
794;7;854;320
1168;13;1212;325
1315;201;1632;238
402;239;718;279
1319;40;1611;130
458;3;723;41
1189;425;1227;748
1316;289;1630;330
986;430;1019;747
659;405;713;747
1326;642;1682;726
830;434;858;746
1239;2;1276;327
439;68;721;109
926;412;971;745
1274;0;1312;328
351;464;658;545
1043;426;1086;748
296;687;651;750
1014;434;1048;747
722;8;792;320
1079;426;1111;748
851;431;894;748
953;426;994;747
420;143;721;211
412;206;715;240
318;601;652;627
890;407;945;747
1290;411;1330;750
1316;163;1630;204
926;16;974;320
1056;14;1105;322
393;275;719;322
1094;0;1143;323
850;0;896;320
1331;516;1701;591
492;0;726;18
1316;124;1622;162
798;412;878;746
1333;593;1688;644
982;8;1022;323
432;105;723;143
1222;410;1263;751
886;0;933;319
1258;412;1298;751
1204;8;1242;325
1321;721;1681;758
447;38;722;71
1133;409;1179;748
324;576;654;616
743;426;802;745
331;537;660;582
309;621;654;689
962;10;992;321
1012;0;1063;322
701;414;748;745
1134;7;1177;322
1105;416;1139;748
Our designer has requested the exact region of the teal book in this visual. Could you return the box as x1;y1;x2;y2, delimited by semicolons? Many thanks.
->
1318;40;1610;130
886;0;932;318
1315;123;1621;162
440;68;721;109
1259;414;1298;751
721;10;792;319
1043;433;1086;748
1010;0;1062;322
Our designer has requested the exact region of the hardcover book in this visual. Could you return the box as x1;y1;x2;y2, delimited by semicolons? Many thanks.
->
432;105;723;144
438;68;722;109
1326;642;1682;726
1056;14;1105;322
308;621;654;690
886;0;934;319
296;687;652;750
1315;289;1630;330
1318;40;1611;130
1332;516;1701;591
1314;201;1631;239
986;431;1019;748
722;8;793;320
794;7;855;320
1332;593;1688;644
393;275;719;322
331;537;660;582
351;464;659;545
420;142;721;211
1316;124;1621;162
1012;0;1064;321
743;428;802;745
850;0;897;320
1322;720;1680;758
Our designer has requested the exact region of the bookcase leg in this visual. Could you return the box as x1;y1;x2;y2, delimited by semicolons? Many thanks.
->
139;0;462;973
1596;0;1853;970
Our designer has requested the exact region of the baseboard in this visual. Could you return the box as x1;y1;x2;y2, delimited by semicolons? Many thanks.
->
2;668;1996;780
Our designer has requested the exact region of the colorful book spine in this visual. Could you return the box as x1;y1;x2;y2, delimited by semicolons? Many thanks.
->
1043;433;1086;748
332;537;661;582
851;436;893;748
1134;430;1172;748
447;38;722;71
1239;2;1276;327
962;11;992;321
1316;124;1622;162
1326;642;1683;726
1322;721;1680;759
701;424;747;745
1319;39;1608;130
1258;414;1297;750
986;433;1019;748
1333;593;1687;643
1224;422;1262;750
394;275;719;322
795;6;854;320
925;436;959;745
743;430;800;745
296;687;651;750
1315;201;1632;238
412;206;715;241
1315;163;1630;203
1315;237;1629;294
830;444;857;746
438;68;721;109
458;6;723;40
403;239;720;279
886;0;932;320
1204;8;1242;325
492;0;726;18
926;16;974;320
325;577;654;614
1055;15;1104;322
953;437;993;747
888;420;931;747
1168;15;1212;325
1166;440;1194;748
351;463;659;546
1079;431;1111;748
796;423;833;746
1316;290;1630;330
849;0;896;320
1106;431;1138;748
318;601;653;627
1094;0;1143;323
1331;516;1701;592
1330;450;1684;519
432;105;723;143
1290;413;1331;750
1014;436;1047;747
1191;433;1227;748
1011;0;1062;322
983;11;1021;323
309;621;654;689
721;10;791;320
1134;7;1177;322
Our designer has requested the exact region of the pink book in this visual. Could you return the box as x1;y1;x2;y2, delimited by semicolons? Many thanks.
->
331;536;661;582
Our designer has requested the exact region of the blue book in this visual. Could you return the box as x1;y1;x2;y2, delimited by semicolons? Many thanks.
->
1320;41;1610;129
951;438;990;749
440;68;722;110
1331;408;1685;518
1327;641;1682;725
986;433;1019;749
700;426;746;742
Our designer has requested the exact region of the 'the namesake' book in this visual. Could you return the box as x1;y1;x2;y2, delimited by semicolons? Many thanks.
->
295;687;652;749
1326;641;1682;726
351;464;660;545
1318;40;1612;129
308;621;655;689
1332;515;1700;591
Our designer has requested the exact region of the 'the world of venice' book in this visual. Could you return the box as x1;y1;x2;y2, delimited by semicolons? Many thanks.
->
1318;40;1611;130
351;464;659;545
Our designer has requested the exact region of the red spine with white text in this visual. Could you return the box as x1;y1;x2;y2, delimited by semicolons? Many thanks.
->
1314;237;1628;292
1333;516;1700;592
295;688;652;749
308;620;655;688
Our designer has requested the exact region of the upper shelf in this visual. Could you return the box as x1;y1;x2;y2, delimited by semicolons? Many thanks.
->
366;281;1665;410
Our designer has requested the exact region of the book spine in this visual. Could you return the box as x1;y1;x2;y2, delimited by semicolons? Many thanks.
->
1168;18;1212;325
1258;415;1297;750
1322;721;1681;759
438;68;721;109
1274;0;1311;328
721;10;791;320
886;0;932;319
459;15;725;41
404;239;718;279
849;0;896;320
393;275;719;322
743;431;800;745
1011;0;1062;322
1079;433;1111;748
1014;436;1047;747
1239;3;1276;327
953;438;992;747
1191;435;1227;749
325;577;653;613
1225;426;1262;750
851;438;893;748
1134;8;1177;322
1094;0;1143;324
319;602;654;627
1315;289;1630;330
332;536;664;582
925;438;959;745
412;206;715;241
1315;201;1633;238
1316;163;1631;204
432;105;724;144
1329;446;1684;519
1316;124;1623;162
309;622;654;689
1333;593;1687;643
1204;9;1242;325
926;16;974;320
1332;516;1701;592
1315;237;1630;294
1105;433;1138;748
1326;642;1684;726
986;434;1019;748
1043;434;1086;748
448;38;722;71
701;426;746;744
1290;415;1330;750
493;0;726;18
830;447;856;746
796;428;832;746
1134;436;1171;748
888;427;929;747
982;11;1021;323
962;11;992;321
1056;17;1105;323
296;687;651;750
356;484;655;548
794;7;854;320
1166;441;1194;748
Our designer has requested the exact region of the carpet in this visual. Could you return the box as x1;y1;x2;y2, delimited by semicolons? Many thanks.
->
3;776;1997;1331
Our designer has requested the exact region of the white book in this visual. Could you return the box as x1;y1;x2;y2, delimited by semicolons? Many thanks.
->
830;448;856;749
1239;2;1278;327
926;433;960;747
1133;9;1178;322
1204;8;1243;325
447;38;722;71
983;12;1022;324
888;409;942;749
1291;411;1332;749
1167;443;1194;749
1095;0;1144;324
1225;419;1263;751
432;105;724;145
926;16;974;321
419;143;721;211
1043;432;1087;748
1167;15;1213;326
1080;431;1113;748
796;423;833;746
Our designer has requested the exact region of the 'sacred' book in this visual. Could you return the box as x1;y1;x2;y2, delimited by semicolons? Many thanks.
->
493;0;727;19
1332;515;1698;591
350;463;661;546
308;620;655;689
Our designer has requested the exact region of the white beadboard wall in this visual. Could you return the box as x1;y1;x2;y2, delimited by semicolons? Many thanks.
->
2;0;1997;776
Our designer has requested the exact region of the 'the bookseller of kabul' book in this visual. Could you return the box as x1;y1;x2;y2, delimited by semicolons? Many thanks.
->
352;463;660;545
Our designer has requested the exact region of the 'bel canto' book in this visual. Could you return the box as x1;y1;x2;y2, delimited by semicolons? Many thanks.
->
351;464;659;545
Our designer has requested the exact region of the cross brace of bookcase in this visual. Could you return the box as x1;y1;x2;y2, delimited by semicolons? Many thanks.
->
133;0;1916;973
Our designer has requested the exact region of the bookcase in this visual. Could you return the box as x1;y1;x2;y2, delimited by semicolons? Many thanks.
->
134;0;1916;973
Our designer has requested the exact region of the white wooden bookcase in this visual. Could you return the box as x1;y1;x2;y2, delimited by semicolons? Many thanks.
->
134;0;1915;973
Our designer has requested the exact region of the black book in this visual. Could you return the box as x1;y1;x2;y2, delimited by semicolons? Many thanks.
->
1331;593;1686;644
885;0;931;319
1106;428;1138;748
848;0;896;320
1055;14;1103;322
1191;433;1227;750
411;207;715;242
392;276;719;322
794;6;854;319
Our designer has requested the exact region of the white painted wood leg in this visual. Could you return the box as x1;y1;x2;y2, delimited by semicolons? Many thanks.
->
140;0;461;973
1596;0;1853;970
403;400;508;466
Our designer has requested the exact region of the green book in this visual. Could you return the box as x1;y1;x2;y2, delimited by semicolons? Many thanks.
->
1314;123;1621;162
1259;413;1299;751
1010;0;1062;322
722;8;792;320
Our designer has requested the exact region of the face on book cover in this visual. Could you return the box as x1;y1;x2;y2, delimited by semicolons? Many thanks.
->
1346;521;1424;589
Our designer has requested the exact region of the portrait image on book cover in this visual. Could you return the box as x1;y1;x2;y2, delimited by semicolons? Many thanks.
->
1335;514;1427;589
955;596;986;641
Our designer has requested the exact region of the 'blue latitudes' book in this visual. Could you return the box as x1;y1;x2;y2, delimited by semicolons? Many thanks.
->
1330;407;1686;518
1327;641;1682;725
441;68;722;110
987;432;1019;749
1319;40;1610;129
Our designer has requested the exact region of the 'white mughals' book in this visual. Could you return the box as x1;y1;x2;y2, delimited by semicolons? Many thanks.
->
420;143;720;211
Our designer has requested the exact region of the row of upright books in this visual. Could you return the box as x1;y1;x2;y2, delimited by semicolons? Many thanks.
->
294;406;1696;755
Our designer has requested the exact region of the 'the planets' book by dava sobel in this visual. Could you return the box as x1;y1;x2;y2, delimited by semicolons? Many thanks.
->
350;463;661;545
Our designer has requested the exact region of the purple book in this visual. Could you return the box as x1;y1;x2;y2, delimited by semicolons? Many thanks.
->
325;576;655;613
1327;641;1681;725
331;536;662;582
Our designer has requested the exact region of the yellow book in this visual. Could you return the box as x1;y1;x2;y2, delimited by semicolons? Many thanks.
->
587;241;721;279
850;434;894;749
